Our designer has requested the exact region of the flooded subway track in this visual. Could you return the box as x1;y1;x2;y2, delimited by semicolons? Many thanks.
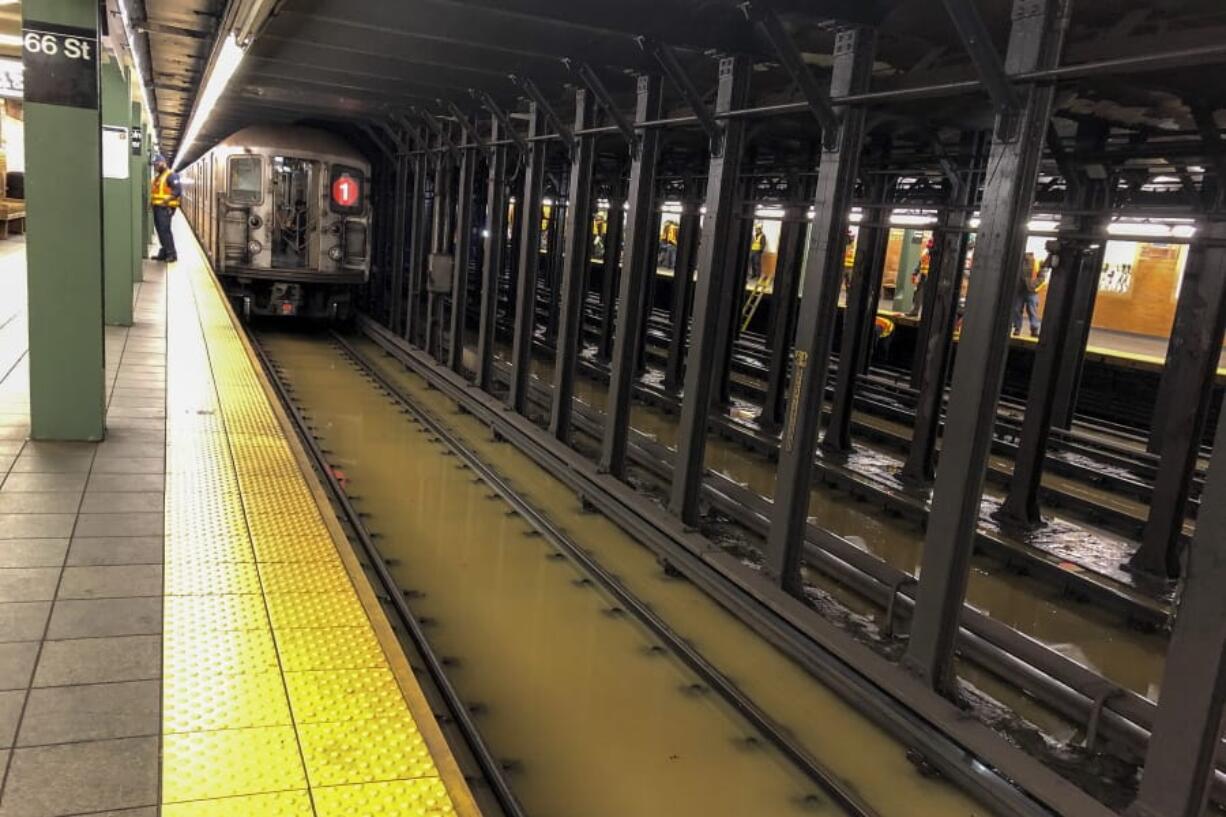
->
486;346;1167;714
257;329;998;817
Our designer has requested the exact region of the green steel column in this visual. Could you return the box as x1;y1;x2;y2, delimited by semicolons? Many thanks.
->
22;0;105;440
130;98;144;281
101;56;133;325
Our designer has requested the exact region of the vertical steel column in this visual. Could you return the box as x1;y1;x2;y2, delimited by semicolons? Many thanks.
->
24;0;106;440
668;56;753;520
901;208;970;484
997;234;1092;525
544;200;564;344
1125;406;1226;817
1049;238;1103;428
822;179;891;455
903;0;1071;695
426;148;454;360
762;30;875;587
101;57;133;327
598;194;626;361
1050;124;1110;430
448;143;478;373
636;209;663;375
1130;221;1226;578
389;151;409;335
599;75;664;476
508;105;547;414
550;90;596;442
717;215;754;407
476;117;508;391
999;179;1109;525
759;203;806;431
663;197;701;392
406;131;430;345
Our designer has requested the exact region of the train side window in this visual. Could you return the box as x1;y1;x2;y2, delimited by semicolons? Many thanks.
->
228;156;263;204
328;164;365;215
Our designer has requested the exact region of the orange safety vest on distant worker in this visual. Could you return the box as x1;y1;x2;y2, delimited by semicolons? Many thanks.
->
151;170;180;208
874;315;895;338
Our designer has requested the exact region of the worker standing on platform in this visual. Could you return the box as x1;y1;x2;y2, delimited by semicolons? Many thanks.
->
659;218;679;269
748;223;767;280
150;155;182;263
1012;251;1045;336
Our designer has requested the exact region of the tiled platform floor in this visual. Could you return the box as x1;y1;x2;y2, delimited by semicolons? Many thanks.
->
0;246;166;817
0;224;475;816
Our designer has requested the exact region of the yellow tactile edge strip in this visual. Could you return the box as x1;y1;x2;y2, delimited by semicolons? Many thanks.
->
160;225;481;817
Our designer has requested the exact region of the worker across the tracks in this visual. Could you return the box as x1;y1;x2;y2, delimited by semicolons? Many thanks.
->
150;154;182;263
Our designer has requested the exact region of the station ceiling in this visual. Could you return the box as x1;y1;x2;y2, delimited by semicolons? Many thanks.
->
138;0;1226;167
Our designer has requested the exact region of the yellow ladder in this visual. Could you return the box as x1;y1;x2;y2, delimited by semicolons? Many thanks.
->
740;275;771;332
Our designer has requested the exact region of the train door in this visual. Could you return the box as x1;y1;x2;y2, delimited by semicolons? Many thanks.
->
269;156;320;270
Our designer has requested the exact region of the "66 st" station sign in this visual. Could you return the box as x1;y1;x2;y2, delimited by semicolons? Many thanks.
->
22;21;98;109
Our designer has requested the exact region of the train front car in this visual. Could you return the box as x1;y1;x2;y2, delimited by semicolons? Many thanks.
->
185;125;372;321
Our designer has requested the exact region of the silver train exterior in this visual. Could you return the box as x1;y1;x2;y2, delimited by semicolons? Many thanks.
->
180;124;371;320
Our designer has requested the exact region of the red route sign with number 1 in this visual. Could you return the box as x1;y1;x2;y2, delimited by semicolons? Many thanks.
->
332;174;358;207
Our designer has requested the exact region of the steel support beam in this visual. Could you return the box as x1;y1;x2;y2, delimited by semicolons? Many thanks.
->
448;142;478;373
1131;221;1226;578
903;0;1071;695
550;90;596;442
476;116;508;390
762;29;875;588
822;176;891;455
900;205;970;485
997;234;1095;526
1126;404;1226;817
745;4;841;147
668;54;754;521
599;75;664;477
508;104;548;414
759;203;806;431
941;0;1022;129
406;129;430;344
663;197;702;393
597;194;626;361
390;152;409;335
25;0;106;440
1049;121;1110;430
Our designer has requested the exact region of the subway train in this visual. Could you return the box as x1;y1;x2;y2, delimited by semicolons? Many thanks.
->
180;124;372;320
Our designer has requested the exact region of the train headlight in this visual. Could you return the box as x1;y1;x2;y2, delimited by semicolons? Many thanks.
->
247;240;263;255
328;245;343;262
248;214;263;229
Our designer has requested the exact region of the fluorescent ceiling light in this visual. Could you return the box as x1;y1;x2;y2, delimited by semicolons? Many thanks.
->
116;0;158;147
174;33;245;168
890;213;937;227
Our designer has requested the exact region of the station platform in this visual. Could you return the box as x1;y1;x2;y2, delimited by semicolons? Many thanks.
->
0;227;476;816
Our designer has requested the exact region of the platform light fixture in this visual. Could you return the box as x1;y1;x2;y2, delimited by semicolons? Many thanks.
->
174;33;245;169
115;0;159;147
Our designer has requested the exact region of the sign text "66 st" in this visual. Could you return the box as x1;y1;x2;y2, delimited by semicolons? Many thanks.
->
22;21;99;110
24;30;93;61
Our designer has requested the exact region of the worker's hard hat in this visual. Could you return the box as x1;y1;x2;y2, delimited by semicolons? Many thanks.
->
153;154;167;164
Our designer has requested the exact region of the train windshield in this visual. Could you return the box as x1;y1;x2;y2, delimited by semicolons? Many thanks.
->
227;156;262;204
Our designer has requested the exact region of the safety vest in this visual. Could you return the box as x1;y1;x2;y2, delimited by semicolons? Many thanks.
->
874;316;895;338
662;222;679;245
151;170;180;208
751;231;765;252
